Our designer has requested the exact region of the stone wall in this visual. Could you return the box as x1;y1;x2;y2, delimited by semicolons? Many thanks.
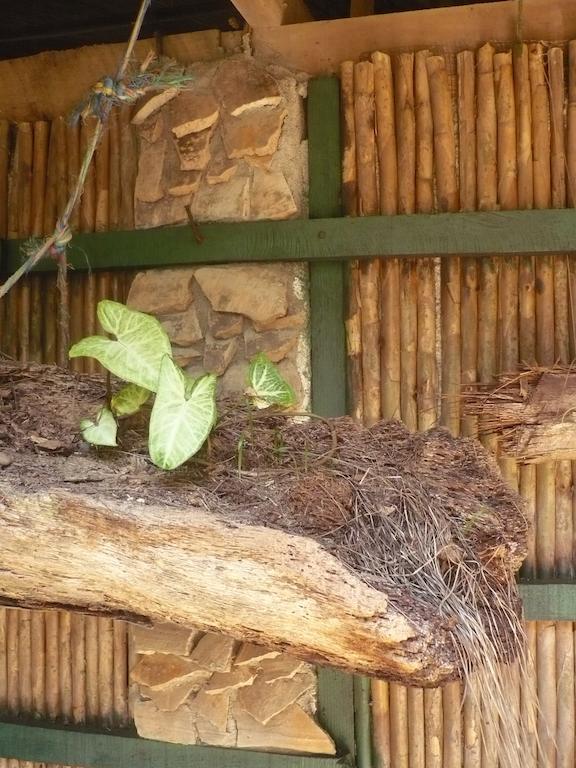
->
130;624;334;754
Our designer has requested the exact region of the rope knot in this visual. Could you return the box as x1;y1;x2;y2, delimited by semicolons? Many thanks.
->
49;222;73;258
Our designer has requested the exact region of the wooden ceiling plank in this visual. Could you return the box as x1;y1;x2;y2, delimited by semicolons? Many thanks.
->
230;0;312;27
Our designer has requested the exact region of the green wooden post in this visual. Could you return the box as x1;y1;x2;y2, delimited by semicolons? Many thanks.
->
307;76;371;768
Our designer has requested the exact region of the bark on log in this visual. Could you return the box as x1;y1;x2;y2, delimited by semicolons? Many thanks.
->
0;478;454;686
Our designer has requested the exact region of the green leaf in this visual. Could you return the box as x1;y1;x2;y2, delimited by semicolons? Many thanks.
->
111;383;151;417
149;356;217;470
69;300;171;392
247;352;297;409
80;407;118;447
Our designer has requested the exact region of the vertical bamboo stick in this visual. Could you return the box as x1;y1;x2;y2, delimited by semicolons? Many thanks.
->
70;612;86;724
529;41;557;768
42;274;57;365
59;610;73;722
99;619;114;724
549;47;566;210
29;121;49;365
0;121;9;356
514;43;534;210
109;110;121;231
457;49;478;440
6;609;19;715
0;610;6;710
85;615;99;722
354;60;381;427
415;50;437;433
568;42;576;207
426;52;462;768
113;621;129;726
393;53;417;431
43;121;57;236
17;123;33;364
80;117;97;234
5;128;19;360
372;52;400;422
342;60;363;424
66;120;81;232
119;106;136;230
389;684;408;768
30;611;45;717
427;54;460;438
45;611;59;719
18;610;32;714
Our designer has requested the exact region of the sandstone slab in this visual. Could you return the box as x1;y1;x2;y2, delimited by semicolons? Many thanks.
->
237;674;314;725
195;265;288;325
195;714;237;747
191;176;250;222
135;139;166;203
189;633;235;672
253;312;306;333
132;88;179;125
173;346;203;368
222;107;287;159
210;313;243;339
172;91;220;137
203;337;239;375
167;171;202;197
250;168;297;220
234;705;335;754
131;653;205;690
190;689;231;730
235;643;281;667
134;698;198;744
161;307;203;346
175;127;213;171
203;668;256;695
258;655;307;683
128;269;193;314
141;673;209;712
131;622;201;656
213;59;282;117
245;329;298;363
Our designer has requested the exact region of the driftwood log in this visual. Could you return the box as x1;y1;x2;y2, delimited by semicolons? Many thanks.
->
464;367;576;463
0;361;527;687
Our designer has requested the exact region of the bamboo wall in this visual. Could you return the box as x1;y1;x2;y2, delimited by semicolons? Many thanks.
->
342;42;576;768
0;110;138;768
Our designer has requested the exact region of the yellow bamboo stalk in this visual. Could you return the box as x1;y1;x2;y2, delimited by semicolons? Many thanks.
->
109;109;121;231
42;275;57;364
17;123;33;364
99;619;114;724
70;612;86;724
0;610;6;709
30;611;45;716
85;615;99;722
119;106;136;230
415;50;438;430
18;610;32;714
6;609;19;715
427;54;460;441
424;689;443;768
354;60;381;427
389;684;409;768
113;621;129;726
66;121;81;232
568;42;576;207
5;128;19;360
342;60;363;424
45;611;59;719
30;121;49;365
529;44;551;210
549;47;566;210
80;117;97;234
514;43;534;210
372;52;400;421
0;121;8;238
59;611;72;721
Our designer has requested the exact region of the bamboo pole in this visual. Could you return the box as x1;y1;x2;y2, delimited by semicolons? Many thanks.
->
0;609;6;709
109;109;121;231
389;684;408;768
85;615;99;722
372;680;391;768
30;611;45;717
457;49;478;440
66;120;81;232
18;610;32;714
569;42;576;207
5;126;19;360
70;612;86;724
0;121;9;357
528;41;557;768
354;60;381;427
119;106;136;230
59;610;72;721
45;611;59;719
29;121;49;365
514;43;534;210
426;52;462;768
6;609;19;715
342;60;363;424
549;47;566;210
393;53;417;432
80;117;97;234
113;621;129;726
98;619;114;724
17;123;33;364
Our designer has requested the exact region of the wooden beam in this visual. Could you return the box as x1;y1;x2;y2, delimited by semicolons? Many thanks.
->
252;0;576;75
349;0;375;18
0;721;346;768
3;209;576;275
229;0;312;27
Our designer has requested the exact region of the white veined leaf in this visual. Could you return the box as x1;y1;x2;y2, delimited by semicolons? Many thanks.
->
69;300;171;392
80;407;118;447
149;356;217;470
111;383;151;417
247;352;296;409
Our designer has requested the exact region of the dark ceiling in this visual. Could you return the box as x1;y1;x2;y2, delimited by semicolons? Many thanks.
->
0;0;497;61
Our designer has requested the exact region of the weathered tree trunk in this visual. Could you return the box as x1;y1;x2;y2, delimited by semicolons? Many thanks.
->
0;480;455;686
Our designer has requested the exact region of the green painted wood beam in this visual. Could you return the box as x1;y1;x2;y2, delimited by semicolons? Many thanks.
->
0;721;350;768
519;581;576;620
307;76;356;765
3;208;576;275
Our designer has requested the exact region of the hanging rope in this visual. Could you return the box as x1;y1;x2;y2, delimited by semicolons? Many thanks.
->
0;0;192;301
